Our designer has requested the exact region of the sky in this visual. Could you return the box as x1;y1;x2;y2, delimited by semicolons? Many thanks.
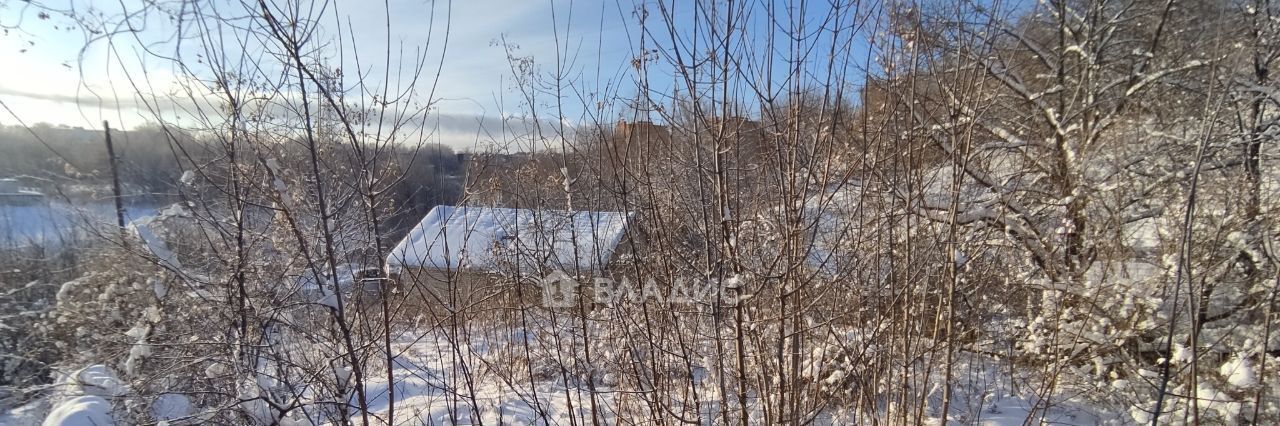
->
0;0;641;150
0;0;915;151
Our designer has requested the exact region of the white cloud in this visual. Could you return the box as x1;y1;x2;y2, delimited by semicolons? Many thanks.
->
0;0;631;150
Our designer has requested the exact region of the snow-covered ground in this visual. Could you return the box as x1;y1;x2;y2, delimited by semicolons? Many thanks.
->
0;201;157;249
4;326;1110;426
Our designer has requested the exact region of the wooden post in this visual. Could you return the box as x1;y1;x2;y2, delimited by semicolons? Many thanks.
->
104;121;127;233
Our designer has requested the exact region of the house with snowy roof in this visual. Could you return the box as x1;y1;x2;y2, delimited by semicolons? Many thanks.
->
385;205;633;306
0;177;45;205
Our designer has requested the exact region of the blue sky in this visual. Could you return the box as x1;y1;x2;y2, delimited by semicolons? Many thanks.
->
0;0;905;150
0;0;642;148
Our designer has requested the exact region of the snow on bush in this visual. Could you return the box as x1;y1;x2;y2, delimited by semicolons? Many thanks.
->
42;396;113;426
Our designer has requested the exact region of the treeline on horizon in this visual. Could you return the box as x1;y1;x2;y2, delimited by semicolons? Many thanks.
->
0;123;465;233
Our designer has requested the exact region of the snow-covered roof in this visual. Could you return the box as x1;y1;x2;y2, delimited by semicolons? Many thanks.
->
387;206;632;274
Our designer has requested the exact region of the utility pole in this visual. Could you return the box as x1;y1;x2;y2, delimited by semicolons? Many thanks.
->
104;121;127;234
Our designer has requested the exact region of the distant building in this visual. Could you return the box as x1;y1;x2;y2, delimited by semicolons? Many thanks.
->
614;120;671;155
0;178;44;205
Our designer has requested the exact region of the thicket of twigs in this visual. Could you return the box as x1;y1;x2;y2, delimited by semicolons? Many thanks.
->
2;0;1278;424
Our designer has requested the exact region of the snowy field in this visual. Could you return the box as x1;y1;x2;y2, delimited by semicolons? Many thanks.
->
0;201;157;249
2;321;1109;425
